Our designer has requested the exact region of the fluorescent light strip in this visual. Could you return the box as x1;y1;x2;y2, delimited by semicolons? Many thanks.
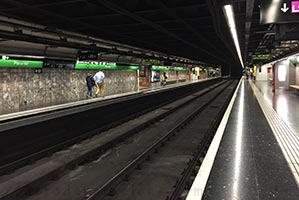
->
0;53;45;59
224;5;244;68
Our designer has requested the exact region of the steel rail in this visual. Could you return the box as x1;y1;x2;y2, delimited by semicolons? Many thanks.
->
86;80;234;200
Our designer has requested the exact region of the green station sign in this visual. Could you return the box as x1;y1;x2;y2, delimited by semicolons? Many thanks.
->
174;67;187;71
0;59;43;68
75;62;139;70
152;66;187;71
145;59;160;65
152;66;169;71
252;54;270;60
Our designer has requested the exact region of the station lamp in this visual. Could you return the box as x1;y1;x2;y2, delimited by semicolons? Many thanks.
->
223;5;244;68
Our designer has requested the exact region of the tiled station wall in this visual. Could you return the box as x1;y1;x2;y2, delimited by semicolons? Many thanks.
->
0;68;138;114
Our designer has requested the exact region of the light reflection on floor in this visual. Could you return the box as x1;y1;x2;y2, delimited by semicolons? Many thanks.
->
253;80;299;136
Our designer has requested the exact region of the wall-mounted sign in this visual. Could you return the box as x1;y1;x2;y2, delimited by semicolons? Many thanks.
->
151;66;170;71
173;67;187;71
145;59;160;65
151;66;187;71
0;59;43;68
75;62;139;70
260;0;299;24
252;54;270;60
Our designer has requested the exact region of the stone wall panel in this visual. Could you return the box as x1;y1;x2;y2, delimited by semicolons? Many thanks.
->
0;68;138;114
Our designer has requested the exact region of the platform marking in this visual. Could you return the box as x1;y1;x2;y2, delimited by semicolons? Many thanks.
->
249;80;299;187
186;78;243;200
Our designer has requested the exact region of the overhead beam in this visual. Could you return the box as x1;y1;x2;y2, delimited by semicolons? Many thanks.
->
0;16;175;56
0;30;204;65
262;45;299;64
244;0;255;62
74;4;208;20
72;16;211;30
153;0;231;62
0;0;222;64
94;0;226;63
0;2;207;15
0;0;86;12
0;0;123;38
0;0;173;53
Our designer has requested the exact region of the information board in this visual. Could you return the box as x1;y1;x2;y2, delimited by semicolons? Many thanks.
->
260;0;299;24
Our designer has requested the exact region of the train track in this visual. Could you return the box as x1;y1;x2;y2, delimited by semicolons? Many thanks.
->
0;79;221;176
0;79;227;200
85;80;238;200
0;79;239;200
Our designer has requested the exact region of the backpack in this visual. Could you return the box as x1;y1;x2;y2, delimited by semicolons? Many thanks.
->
91;78;95;86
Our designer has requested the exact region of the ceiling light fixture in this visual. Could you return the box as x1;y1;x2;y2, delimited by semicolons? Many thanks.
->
223;5;244;68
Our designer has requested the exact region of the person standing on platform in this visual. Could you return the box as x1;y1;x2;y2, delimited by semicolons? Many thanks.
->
245;70;249;79
93;70;105;97
86;74;95;98
161;72;167;86
253;65;257;80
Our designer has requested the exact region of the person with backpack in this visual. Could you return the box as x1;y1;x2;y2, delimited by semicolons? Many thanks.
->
86;73;95;98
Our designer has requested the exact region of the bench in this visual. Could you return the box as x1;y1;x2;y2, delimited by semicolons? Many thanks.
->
289;85;299;91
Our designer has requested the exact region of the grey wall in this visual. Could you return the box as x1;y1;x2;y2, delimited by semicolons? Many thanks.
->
289;62;296;86
256;64;269;81
0;68;138;114
296;64;299;85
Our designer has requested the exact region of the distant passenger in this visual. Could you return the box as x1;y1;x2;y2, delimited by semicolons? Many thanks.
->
93;70;105;97
86;74;95;98
161;72;167;86
245;70;249;79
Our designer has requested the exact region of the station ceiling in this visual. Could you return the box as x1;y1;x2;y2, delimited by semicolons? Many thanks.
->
0;0;297;74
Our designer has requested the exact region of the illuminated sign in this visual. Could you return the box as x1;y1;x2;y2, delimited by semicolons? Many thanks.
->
75;62;138;70
260;0;299;24
252;54;270;60
292;1;299;13
278;65;287;82
0;59;43;68
145;59;160;65
151;66;187;71
173;67;187;71
151;66;169;71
